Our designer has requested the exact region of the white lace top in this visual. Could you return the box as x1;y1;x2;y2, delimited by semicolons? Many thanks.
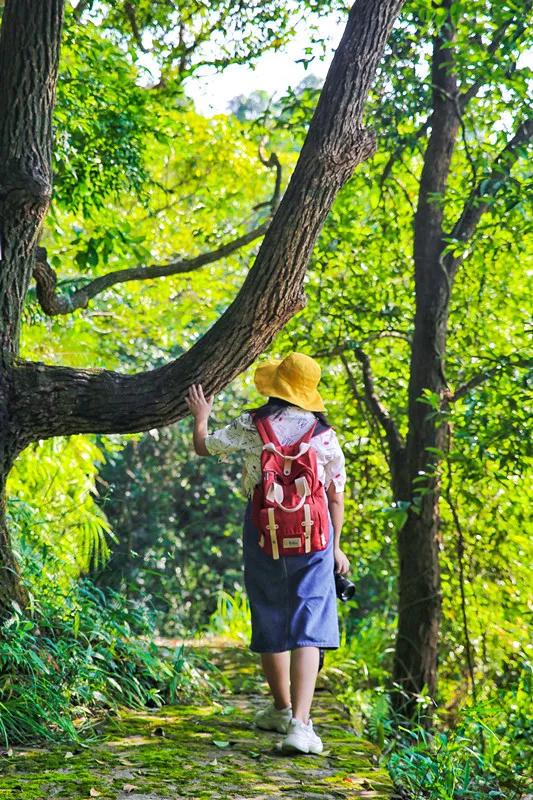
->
205;405;346;498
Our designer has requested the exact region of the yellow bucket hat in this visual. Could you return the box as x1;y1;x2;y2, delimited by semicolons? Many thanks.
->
254;352;325;412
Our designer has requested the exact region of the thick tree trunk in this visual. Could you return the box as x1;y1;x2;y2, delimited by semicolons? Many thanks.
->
392;0;460;715
0;0;65;616
0;0;64;355
0;0;405;616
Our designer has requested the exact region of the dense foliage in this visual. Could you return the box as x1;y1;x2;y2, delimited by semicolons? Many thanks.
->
0;571;219;745
4;0;531;796
94;420;244;632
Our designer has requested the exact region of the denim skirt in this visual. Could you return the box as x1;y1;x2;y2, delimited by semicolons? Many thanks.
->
242;496;340;653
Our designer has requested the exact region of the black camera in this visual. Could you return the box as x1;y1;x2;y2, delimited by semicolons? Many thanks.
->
334;569;355;602
318;569;356;673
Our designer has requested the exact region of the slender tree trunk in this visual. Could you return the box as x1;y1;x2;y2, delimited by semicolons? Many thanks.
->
342;6;531;716
392;0;459;715
0;0;405;617
393;236;454;713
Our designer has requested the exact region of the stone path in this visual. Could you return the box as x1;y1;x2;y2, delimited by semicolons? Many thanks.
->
0;638;395;799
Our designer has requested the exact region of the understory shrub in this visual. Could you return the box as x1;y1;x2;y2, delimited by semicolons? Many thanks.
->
364;663;532;800
386;674;532;800
0;578;220;746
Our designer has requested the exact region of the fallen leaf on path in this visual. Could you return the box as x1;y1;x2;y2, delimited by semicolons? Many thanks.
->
89;789;101;797
212;740;231;748
64;752;74;759
209;758;218;766
122;784;137;793
343;776;373;787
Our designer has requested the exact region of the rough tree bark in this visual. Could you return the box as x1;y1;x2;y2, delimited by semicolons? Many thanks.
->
391;0;461;713
0;0;405;616
0;0;65;611
338;0;531;716
394;114;533;714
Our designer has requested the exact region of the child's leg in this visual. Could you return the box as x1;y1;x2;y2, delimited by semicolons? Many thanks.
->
260;651;291;709
290;646;320;724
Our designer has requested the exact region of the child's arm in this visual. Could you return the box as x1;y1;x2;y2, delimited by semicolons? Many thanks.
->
326;482;350;575
184;383;214;456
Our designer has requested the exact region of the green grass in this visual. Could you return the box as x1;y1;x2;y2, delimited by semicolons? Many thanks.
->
204;587;252;644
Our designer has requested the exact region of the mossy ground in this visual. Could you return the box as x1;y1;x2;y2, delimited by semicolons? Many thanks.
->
0;639;394;799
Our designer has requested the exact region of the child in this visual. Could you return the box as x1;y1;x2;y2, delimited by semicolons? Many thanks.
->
185;352;349;755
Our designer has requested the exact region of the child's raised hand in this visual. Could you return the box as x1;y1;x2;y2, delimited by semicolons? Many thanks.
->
184;383;214;420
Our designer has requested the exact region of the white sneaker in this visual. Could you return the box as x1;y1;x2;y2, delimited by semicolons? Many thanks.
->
280;717;323;754
254;701;292;733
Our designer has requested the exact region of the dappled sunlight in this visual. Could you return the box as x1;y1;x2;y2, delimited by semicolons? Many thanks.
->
0;1;530;798
3;642;394;799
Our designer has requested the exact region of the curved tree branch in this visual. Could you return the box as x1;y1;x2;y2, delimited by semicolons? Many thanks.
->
33;220;269;315
340;352;393;466
446;356;531;403
32;152;282;316
349;348;404;457
13;0;406;445
340;350;407;500
458;10;530;111
123;2;150;53
444;118;533;277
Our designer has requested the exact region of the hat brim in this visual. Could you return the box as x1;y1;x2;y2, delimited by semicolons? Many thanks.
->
254;361;326;413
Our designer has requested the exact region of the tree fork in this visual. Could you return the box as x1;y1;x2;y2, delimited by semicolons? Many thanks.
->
12;0;404;443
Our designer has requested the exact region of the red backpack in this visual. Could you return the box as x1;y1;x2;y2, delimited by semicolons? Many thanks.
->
250;412;330;559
